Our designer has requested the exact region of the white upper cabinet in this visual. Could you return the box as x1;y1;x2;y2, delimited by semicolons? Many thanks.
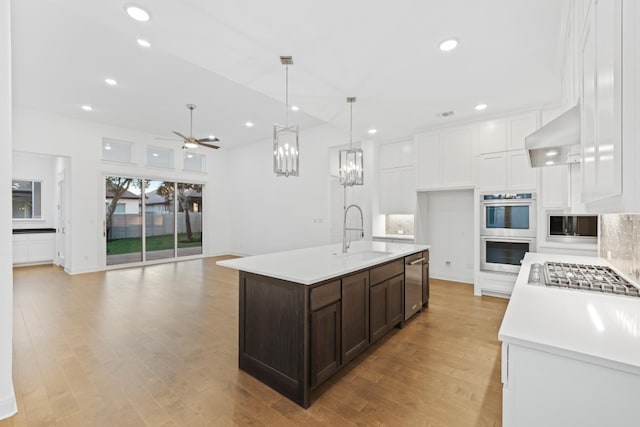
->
415;127;473;190
415;133;441;189
476;152;507;190
507;150;537;190
507;113;538;151
475;119;507;154
379;140;416;214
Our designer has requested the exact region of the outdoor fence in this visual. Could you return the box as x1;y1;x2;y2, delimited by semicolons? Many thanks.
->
108;212;202;239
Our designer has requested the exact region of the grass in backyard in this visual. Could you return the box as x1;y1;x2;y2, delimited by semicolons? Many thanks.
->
106;233;202;255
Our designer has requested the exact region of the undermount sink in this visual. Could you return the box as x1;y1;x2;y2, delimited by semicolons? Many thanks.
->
333;250;393;261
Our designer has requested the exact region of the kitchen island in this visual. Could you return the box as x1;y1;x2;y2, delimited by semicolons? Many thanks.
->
217;241;430;408
499;252;640;427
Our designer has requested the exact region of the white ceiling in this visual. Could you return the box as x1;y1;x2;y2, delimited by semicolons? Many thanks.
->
11;0;564;148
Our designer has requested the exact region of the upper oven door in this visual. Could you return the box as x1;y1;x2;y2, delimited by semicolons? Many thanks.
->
481;199;536;237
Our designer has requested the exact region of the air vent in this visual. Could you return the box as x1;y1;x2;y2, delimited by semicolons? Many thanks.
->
437;110;455;118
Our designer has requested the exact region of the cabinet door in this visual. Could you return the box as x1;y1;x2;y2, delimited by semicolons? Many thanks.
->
581;10;598;202
369;282;388;343
399;141;414;167
311;301;341;387
507;150;537;190
593;0;622;200
379;143;400;169
541;166;569;209
341;271;369;364
508;113;538;150
399;166;416;214
442;128;473;187
379;169;399;214
387;274;404;327
415;133;441;188
477;153;507;190
422;257;430;308
476;119;507;154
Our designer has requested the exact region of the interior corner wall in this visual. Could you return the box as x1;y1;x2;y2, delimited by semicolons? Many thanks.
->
12;107;231;273
0;0;17;420
424;189;475;283
227;124;350;255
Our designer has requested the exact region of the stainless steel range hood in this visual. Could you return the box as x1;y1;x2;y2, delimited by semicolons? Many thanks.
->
525;104;581;167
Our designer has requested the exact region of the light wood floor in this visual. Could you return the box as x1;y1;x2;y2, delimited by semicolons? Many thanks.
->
2;258;508;427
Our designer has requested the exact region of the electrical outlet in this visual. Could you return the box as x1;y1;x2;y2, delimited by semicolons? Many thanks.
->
445;261;451;267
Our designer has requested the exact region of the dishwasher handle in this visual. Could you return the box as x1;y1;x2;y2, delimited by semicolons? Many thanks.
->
408;257;426;266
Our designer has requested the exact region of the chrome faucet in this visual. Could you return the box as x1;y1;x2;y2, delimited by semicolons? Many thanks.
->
342;204;364;253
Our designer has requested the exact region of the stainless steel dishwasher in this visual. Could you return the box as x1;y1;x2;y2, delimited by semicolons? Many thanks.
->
405;253;426;320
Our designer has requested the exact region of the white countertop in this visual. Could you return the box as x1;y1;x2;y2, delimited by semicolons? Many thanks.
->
217;241;430;285
499;252;640;374
372;234;415;240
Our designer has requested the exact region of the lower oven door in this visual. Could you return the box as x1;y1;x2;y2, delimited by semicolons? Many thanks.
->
480;236;536;274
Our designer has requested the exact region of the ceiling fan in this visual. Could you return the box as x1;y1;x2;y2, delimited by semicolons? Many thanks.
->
159;104;220;150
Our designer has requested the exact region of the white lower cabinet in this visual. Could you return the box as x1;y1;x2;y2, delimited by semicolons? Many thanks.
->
502;343;640;427
12;233;55;265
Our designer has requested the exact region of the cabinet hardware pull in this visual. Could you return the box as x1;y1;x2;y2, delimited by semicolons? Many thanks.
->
409;257;426;265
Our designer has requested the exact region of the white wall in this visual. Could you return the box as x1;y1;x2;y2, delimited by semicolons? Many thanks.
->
12;107;230;273
0;0;16;420
420;189;474;283
11;152;57;229
228;124;355;255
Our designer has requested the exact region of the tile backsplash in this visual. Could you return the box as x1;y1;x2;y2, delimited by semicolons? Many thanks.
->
599;213;640;283
385;214;414;236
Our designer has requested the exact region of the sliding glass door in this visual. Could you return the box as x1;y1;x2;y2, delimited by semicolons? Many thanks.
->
105;177;143;265
145;180;175;261
105;176;203;266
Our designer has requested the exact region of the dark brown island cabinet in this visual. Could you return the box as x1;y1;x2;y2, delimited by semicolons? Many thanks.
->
237;250;430;408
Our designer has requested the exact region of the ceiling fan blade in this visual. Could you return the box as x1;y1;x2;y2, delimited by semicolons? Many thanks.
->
197;141;220;150
172;130;189;141
197;136;220;143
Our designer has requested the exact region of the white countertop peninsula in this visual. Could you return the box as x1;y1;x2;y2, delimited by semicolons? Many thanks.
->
499;252;640;427
217;240;430;284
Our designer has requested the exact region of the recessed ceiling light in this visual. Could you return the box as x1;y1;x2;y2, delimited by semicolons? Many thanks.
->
104;78;118;86
368;128;377;135
125;5;150;22
245;122;254;128
474;103;488;111
291;105;299;111
546;150;559;157
545;160;555;166
136;38;151;48
439;38;459;52
81;105;93;111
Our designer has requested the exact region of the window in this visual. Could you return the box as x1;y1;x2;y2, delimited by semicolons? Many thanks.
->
183;152;206;173
146;146;174;169
102;138;133;163
12;180;42;219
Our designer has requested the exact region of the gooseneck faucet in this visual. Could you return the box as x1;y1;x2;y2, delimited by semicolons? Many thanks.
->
342;204;364;253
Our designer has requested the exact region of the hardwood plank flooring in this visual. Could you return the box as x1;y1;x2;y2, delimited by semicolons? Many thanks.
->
2;258;507;426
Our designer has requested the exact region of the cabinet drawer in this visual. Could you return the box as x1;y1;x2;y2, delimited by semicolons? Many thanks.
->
370;259;404;285
311;280;341;311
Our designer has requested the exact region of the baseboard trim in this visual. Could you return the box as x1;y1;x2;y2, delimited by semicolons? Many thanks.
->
430;273;474;285
0;385;17;421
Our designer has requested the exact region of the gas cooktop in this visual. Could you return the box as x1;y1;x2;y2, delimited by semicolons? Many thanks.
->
528;261;640;297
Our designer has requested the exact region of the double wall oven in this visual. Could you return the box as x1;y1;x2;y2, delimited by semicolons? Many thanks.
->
480;193;536;274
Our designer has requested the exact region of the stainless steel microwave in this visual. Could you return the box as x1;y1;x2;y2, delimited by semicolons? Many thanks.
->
546;213;598;243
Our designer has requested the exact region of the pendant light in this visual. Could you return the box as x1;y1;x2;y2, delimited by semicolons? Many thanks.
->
273;56;299;177
339;97;364;186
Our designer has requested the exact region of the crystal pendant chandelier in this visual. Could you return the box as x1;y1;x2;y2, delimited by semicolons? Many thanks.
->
339;97;364;186
273;56;299;177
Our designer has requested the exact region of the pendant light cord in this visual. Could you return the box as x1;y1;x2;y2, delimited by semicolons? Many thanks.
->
285;65;289;127
349;101;353;149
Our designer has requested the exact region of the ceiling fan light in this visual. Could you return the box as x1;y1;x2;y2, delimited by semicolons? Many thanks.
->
184;141;198;149
125;5;150;22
